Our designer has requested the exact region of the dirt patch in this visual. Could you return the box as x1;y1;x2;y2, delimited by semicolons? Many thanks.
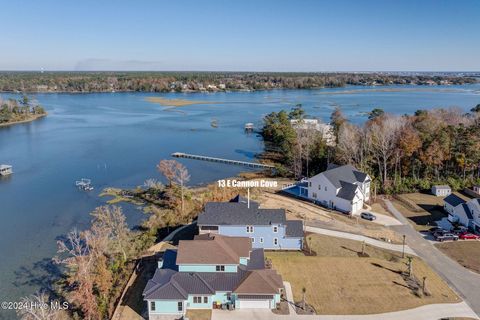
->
435;241;480;274
185;309;212;320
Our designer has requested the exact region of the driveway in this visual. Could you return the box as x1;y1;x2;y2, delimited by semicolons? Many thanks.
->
385;199;480;317
305;225;417;256
211;302;477;320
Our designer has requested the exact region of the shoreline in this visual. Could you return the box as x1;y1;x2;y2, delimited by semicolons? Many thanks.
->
0;113;47;128
0;82;477;95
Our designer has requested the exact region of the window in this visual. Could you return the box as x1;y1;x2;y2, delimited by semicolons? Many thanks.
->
325;186;327;191
309;182;312;187
246;225;254;233
260;237;264;243
273;226;278;233
150;301;156;311
318;185;321;190
216;265;225;272
204;297;208;303
178;302;183;311
273;238;278;245
312;192;317;198
251;237;255;243
193;296;202;303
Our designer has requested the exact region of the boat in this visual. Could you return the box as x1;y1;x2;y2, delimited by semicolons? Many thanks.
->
0;164;13;176
75;178;94;191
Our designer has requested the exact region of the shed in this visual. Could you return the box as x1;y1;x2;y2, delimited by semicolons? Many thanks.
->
431;185;451;197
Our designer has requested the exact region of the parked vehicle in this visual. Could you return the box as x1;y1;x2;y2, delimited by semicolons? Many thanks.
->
451;226;468;234
459;232;480;240
361;212;376;221
429;226;444;234
435;233;459;242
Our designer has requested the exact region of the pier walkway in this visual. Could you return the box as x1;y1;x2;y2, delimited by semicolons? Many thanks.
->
171;152;274;169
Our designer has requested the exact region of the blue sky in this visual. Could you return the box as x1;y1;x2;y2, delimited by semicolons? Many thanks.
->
0;0;479;71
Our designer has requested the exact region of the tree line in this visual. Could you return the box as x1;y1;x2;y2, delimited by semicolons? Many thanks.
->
262;103;480;193
0;71;475;93
0;95;46;124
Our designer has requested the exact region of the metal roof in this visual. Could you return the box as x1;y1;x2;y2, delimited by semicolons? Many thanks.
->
444;194;466;207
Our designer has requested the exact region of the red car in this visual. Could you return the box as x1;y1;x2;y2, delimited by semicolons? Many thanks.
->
459;232;480;240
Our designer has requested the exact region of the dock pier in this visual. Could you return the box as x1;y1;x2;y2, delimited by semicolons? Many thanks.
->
171;152;274;169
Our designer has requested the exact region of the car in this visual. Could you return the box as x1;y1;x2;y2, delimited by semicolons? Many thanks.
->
459;233;480;240
361;212;376;221
435;233;459;242
428;226;445;234
451;226;468;234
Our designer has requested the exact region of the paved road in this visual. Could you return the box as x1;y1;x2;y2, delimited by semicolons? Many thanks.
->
212;302;477;320
305;225;417;255
385;199;480;317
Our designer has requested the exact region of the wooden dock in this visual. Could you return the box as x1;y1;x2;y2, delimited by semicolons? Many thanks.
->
171;152;274;169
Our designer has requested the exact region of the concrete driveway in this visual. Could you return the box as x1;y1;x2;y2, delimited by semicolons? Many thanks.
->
385;199;480;317
211;302;477;320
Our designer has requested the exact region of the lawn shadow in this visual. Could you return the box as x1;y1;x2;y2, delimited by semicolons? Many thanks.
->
341;245;370;257
371;262;403;275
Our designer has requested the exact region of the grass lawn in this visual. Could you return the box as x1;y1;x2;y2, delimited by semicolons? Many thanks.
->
370;200;393;217
391;192;468;231
185;310;212;320
266;234;459;315
436;241;480;274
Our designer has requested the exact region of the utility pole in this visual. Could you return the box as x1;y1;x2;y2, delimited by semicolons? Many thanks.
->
402;235;406;258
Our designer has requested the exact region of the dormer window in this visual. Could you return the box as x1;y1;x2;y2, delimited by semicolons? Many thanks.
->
273;226;278;233
216;265;225;272
246;225;254;233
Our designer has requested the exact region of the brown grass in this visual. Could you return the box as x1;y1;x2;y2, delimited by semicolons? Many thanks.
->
435;241;480;274
390;192;460;231
266;234;459;315
185;309;212;320
370;200;393;217
145;97;213;107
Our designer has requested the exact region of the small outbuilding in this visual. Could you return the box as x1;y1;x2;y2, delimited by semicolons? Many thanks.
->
431;185;451;197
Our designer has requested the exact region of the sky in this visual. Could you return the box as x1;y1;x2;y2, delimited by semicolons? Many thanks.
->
0;0;479;72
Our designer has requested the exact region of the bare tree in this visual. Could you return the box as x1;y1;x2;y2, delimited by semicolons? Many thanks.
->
54;229;98;320
336;123;366;170
157;160;177;186
173;162;190;214
366;115;405;187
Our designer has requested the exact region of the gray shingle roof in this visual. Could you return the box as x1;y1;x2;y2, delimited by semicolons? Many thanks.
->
285;220;304;238
444;194;466;207
143;269;188;300
322;164;369;188
336;181;359;201
246;249;265;270
198;199;286;226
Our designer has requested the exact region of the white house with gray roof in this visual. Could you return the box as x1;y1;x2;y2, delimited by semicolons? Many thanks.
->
197;195;304;250
303;164;371;214
445;196;480;233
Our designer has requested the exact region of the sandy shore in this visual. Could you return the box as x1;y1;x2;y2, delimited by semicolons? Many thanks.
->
0;113;47;128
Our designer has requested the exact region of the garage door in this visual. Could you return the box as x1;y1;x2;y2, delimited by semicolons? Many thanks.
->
237;299;270;309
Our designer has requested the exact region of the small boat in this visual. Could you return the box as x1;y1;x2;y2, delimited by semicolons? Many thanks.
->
0;164;13;176
211;119;218;128
75;178;94;191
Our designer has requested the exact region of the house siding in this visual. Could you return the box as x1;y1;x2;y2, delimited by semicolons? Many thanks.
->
147;300;185;315
186;295;211;309
178;264;237;273
217;225;301;250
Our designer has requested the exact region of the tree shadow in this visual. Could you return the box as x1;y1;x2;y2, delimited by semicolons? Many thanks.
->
341;245;370;257
371;262;403;275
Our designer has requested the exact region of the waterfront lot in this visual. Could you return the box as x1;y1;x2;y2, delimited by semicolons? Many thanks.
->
435;241;480;274
266;234;459;315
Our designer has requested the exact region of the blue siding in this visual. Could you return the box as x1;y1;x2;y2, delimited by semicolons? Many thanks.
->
218;225;302;250
147;300;184;314
187;295;211;309
178;264;237;272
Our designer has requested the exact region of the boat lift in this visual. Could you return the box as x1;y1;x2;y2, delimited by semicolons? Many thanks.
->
75;178;94;191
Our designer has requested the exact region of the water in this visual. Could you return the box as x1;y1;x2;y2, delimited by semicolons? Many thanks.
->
0;85;479;318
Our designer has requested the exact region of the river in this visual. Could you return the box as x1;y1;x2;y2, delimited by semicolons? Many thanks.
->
0;84;479;318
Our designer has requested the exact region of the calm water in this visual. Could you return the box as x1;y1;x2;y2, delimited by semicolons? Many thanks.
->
1;85;479;318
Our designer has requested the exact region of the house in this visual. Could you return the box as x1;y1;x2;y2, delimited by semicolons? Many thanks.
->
143;234;284;318
446;197;480;233
197;195;304;250
303;164;370;214
290;119;335;146
443;194;465;215
431;185;451;197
